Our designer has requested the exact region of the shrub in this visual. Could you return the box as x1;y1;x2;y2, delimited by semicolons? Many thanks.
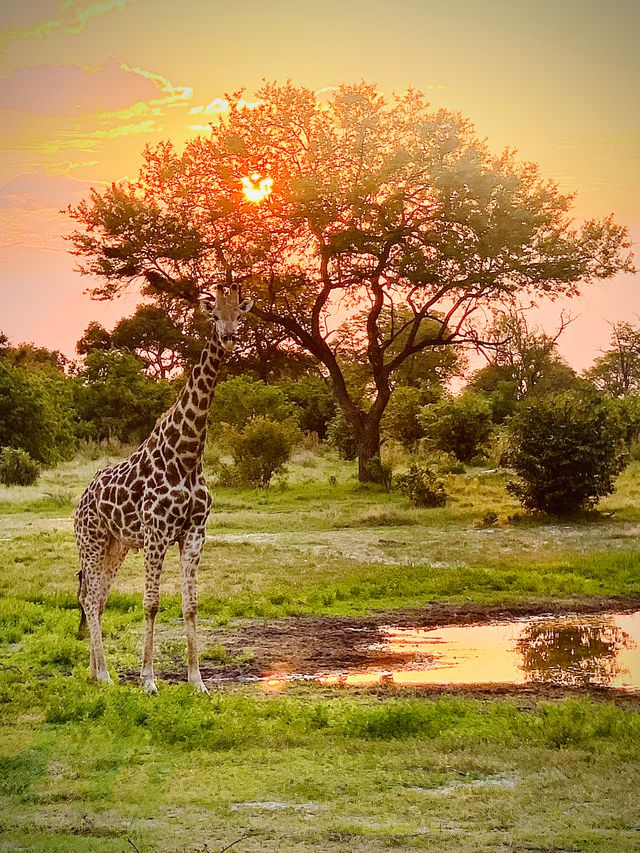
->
326;409;358;460
395;464;447;508
210;376;297;431
367;455;392;490
0;447;40;486
506;391;627;515
419;392;493;462
614;394;640;450
382;386;434;449
73;350;175;444
480;510;499;527
0;361;75;463
280;375;336;439
422;450;466;475
222;416;300;487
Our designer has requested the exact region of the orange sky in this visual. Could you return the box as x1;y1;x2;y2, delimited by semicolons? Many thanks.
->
0;0;638;368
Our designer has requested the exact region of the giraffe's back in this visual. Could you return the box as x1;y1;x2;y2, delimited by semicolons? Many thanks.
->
75;447;211;550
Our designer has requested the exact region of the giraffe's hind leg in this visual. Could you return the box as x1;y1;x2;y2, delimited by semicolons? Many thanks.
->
77;534;128;683
140;531;169;695
179;524;208;693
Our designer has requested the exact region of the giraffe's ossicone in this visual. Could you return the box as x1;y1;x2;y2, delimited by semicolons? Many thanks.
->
74;284;252;694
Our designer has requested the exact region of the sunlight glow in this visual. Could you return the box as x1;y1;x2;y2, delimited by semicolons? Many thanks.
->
242;172;273;203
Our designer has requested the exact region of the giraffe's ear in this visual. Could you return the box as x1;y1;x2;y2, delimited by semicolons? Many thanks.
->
199;296;217;317
239;298;253;313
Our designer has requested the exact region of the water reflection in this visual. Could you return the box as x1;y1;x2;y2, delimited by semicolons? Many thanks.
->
516;617;634;688
260;611;640;692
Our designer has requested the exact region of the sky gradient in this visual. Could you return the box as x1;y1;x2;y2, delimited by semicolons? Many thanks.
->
1;0;638;369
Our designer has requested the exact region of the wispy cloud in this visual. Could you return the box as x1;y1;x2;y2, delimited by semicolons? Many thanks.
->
66;0;135;34
0;58;193;158
40;120;158;153
0;169;99;209
186;96;262;129
0;0;139;52
0;168;103;251
122;63;193;107
0;58;162;115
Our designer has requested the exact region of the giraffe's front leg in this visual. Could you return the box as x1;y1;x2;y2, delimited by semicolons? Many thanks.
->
140;533;169;695
179;525;208;694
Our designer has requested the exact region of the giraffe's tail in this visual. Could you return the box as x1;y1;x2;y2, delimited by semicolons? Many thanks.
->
76;570;88;640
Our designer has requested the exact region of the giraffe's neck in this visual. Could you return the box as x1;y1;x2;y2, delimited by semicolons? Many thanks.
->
147;333;225;470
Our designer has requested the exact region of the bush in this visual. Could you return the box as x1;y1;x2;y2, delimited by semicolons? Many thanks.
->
280;376;336;439
419;392;493;462
367;455;392;490
614;394;640;448
395;464;447;507
382;386;433;449
210;376;297;431
326;409;358;460
0;447;40;486
506;391;627;515
0;361;75;464
422;450;466;475
222;416;300;487
73;350;175;444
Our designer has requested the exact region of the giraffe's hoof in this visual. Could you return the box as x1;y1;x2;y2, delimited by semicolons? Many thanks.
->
191;679;210;695
95;672;114;686
142;679;159;695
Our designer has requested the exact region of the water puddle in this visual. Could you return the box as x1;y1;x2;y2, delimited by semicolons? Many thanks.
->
259;611;640;692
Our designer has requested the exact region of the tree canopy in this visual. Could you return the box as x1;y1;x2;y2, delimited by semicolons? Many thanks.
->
68;81;635;479
584;322;640;397
467;309;582;421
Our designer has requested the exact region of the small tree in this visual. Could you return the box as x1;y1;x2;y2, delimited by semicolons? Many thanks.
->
469;310;581;404
614;394;640;453
419;392;493;462
326;409;358;460
382;385;441;449
76;321;113;355
466;369;520;423
222;416;299;487
110;305;189;378
0;360;75;464
280;375;337;439
584;322;640;397
395;465;447;507
506;392;627;515
209;376;298;432
72;350;175;444
0;448;40;486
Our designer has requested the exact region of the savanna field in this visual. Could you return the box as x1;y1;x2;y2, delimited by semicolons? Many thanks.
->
1;444;640;852
2;0;640;851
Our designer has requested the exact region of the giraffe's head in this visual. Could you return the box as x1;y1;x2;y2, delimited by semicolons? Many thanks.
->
199;284;253;352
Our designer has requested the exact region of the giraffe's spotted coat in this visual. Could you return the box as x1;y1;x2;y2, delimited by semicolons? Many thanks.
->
75;286;252;693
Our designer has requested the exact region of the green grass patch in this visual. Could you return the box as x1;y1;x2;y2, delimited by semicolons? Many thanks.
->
1;450;640;850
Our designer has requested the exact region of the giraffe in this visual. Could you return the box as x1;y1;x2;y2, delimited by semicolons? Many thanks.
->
74;284;252;694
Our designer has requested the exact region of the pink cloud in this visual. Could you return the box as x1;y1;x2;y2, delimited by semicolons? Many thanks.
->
0;56;162;115
0;2;60;31
0;169;98;209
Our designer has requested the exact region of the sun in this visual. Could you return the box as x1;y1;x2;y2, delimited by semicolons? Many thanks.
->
242;173;273;203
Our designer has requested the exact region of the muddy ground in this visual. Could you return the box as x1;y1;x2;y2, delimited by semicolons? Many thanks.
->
131;596;640;704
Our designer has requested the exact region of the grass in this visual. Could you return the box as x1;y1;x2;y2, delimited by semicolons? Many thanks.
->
1;683;639;851
1;447;640;850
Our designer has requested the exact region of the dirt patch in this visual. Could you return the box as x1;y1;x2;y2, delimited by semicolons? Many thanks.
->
143;597;640;703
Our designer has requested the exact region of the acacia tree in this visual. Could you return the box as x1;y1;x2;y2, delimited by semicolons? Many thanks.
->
469;309;581;401
68;82;634;480
584;322;640;397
